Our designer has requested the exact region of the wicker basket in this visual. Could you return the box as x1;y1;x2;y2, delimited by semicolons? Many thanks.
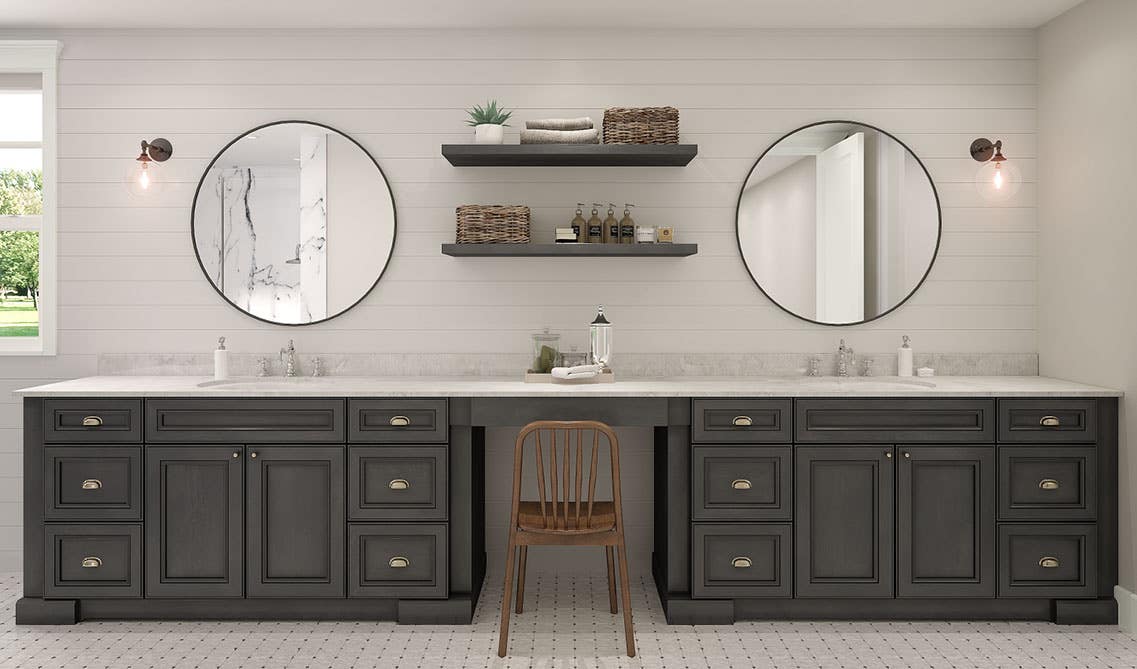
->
602;107;679;144
455;205;531;244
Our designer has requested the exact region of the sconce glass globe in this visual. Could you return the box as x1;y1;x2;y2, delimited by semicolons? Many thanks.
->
975;159;1021;203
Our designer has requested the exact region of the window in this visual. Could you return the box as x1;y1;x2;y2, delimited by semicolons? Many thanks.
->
0;42;58;355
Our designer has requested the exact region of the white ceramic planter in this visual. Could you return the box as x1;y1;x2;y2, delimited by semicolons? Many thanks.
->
473;123;505;144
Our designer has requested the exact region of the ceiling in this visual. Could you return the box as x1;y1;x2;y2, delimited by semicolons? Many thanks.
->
3;0;1086;30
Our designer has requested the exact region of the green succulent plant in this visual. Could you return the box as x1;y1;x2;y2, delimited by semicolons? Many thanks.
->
465;100;513;127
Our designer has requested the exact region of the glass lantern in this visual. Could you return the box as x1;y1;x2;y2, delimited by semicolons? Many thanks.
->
589;306;612;368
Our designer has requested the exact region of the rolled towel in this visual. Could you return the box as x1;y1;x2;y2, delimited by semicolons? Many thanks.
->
525;117;594;131
520;128;600;144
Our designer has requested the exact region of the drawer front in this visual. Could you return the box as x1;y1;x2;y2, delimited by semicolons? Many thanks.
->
44;399;141;443
691;523;792;598
45;447;141;521
45;524;142;598
998;523;1097;598
999;447;1097;521
692;399;792;443
349;400;448;443
999;400;1098;443
691;446;791;521
348;523;448;598
146;399;345;443
349;446;448;521
796;399;995;443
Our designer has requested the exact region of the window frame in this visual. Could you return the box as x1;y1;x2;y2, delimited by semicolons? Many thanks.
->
0;41;59;355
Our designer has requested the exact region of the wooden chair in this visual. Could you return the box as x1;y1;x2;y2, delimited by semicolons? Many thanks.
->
497;420;635;658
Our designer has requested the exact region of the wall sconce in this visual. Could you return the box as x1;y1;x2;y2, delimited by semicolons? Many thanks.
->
127;138;173;196
969;137;1020;202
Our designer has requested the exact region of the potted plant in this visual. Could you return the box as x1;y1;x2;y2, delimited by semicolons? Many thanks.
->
466;100;512;144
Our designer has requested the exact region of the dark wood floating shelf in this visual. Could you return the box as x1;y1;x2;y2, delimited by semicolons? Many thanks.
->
441;143;698;167
441;243;698;257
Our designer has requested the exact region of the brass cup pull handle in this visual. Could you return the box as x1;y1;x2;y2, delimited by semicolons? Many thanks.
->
81;556;102;568
732;416;753;427
731;557;752;569
1039;556;1060;568
389;415;411;427
1039;479;1060;490
388;479;410;490
389;556;410;569
81;479;102;490
82;415;103;427
731;479;752;490
1040;415;1061;427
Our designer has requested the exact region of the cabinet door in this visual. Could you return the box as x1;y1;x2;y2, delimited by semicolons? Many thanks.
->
145;446;244;598
897;446;995;598
795;446;894;598
247;446;345;598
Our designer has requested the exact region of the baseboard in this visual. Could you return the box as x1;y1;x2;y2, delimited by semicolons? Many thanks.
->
1115;585;1137;635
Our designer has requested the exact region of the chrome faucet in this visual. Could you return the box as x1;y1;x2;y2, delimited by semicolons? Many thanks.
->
280;339;297;377
807;357;821;377
837;339;854;377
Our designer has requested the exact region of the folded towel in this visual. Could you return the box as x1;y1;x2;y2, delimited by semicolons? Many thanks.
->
526;117;594;131
520;128;600;144
551;364;603;380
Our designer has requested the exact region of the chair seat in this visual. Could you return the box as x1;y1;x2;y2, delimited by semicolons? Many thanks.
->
517;501;616;534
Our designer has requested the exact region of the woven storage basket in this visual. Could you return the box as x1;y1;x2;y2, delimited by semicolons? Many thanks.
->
455;205;531;244
602;107;679;144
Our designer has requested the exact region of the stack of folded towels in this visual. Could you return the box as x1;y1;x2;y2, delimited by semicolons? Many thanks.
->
520;117;599;144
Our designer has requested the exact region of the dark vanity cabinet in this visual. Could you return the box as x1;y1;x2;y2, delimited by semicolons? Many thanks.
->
671;396;1118;625
20;397;469;625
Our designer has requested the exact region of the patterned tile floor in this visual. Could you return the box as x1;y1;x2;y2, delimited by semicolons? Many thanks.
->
1;572;1137;668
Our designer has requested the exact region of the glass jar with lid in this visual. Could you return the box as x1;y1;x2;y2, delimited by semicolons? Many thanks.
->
530;328;561;374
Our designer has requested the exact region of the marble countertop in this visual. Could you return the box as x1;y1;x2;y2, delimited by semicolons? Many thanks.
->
13;375;1122;398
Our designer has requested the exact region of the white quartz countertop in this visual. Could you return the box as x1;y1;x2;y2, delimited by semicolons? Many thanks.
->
13;375;1122;398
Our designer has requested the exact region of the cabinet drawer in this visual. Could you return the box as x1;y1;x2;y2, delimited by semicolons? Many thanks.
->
349;400;448;443
796;399;995;443
998;524;1097;598
692;399;791;443
999;400;1097;443
999;447;1097;521
44;399;141;443
45;524;142;598
348;523;448;598
691;524;791;598
349;447;448;521
44;447;141;521
691;446;791;521
146;399;345;443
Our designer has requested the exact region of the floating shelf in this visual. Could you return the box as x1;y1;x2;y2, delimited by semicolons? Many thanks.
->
441;143;698;167
441;243;698;257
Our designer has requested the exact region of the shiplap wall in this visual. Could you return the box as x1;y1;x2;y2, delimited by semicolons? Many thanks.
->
0;29;1038;573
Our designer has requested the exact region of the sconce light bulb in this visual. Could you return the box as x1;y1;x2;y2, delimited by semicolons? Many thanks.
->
992;162;1004;190
138;163;151;190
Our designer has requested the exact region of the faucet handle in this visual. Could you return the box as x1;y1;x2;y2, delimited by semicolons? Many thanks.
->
312;357;323;377
863;358;874;377
257;358;271;377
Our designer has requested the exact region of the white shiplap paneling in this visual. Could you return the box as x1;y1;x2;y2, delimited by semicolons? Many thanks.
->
0;29;1038;572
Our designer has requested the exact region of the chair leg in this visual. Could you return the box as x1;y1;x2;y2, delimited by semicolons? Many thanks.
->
616;541;635;658
498;543;517;658
605;546;618;614
515;546;528;614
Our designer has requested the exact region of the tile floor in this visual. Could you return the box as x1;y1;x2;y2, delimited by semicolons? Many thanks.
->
2;572;1137;668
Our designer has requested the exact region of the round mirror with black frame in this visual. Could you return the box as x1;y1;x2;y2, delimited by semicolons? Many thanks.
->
191;121;396;326
736;121;941;326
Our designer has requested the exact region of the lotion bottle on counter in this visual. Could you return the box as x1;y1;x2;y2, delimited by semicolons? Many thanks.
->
214;337;229;381
897;335;913;377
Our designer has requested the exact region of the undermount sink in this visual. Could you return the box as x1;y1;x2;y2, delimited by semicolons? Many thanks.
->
196;378;334;390
834;377;936;388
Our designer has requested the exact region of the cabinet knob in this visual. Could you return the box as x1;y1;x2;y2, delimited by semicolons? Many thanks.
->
249;452;257;459
389;556;410;569
81;415;103;427
81;479;102;490
389;415;411;427
1039;479;1060;490
1040;415;1061;427
885;451;893;459
232;452;240;459
732;415;753;427
731;556;752;569
81;556;102;569
903;452;910;459
388;479;410;490
731;479;752;491
1039;556;1060;568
